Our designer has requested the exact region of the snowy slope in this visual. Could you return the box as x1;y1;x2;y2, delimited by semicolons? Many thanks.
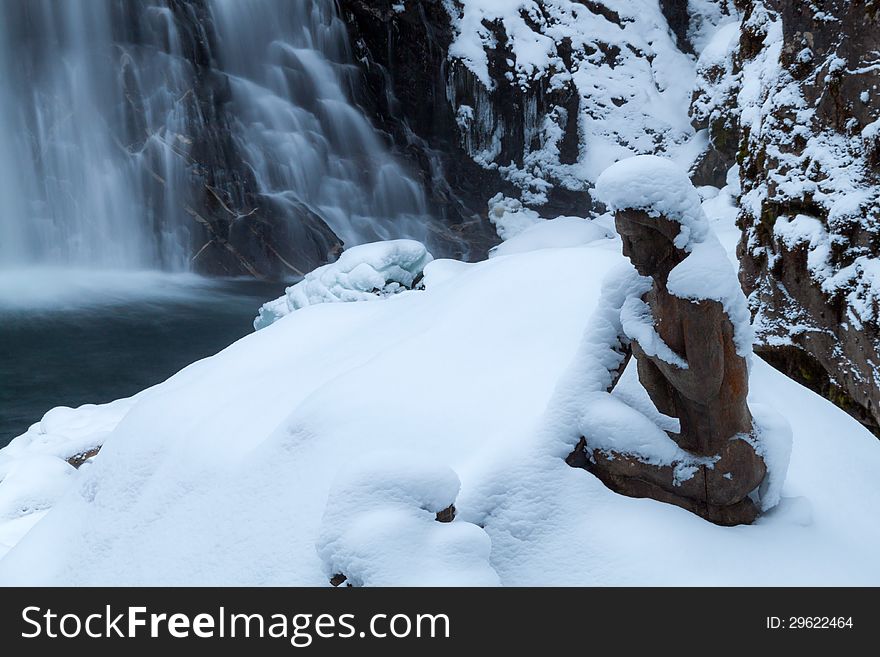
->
1;208;878;585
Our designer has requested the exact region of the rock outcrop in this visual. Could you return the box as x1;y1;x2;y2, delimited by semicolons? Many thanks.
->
706;1;880;433
339;0;707;248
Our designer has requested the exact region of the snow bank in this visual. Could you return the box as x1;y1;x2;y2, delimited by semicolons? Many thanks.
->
254;240;432;330
0;455;76;522
0;399;135;479
317;454;499;587
0;226;877;585
487;193;613;257
490;216;613;258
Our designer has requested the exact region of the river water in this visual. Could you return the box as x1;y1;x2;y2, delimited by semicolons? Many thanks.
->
0;271;285;446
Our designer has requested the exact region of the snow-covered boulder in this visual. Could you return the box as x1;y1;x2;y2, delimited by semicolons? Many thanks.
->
317;455;499;587
254;240;433;330
487;194;542;241
487;192;613;258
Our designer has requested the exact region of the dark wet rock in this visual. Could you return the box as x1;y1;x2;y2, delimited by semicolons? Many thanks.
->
330;573;351;587
724;1;880;432
435;504;456;523
660;0;695;54
66;447;101;469
339;0;507;260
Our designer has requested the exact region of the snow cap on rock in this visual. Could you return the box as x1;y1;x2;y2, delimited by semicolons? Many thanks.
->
594;155;709;251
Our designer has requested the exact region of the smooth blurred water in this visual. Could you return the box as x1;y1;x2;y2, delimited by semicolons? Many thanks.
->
0;273;286;446
0;0;438;270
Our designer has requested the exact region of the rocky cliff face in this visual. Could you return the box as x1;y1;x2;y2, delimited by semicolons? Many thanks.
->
700;0;880;432
342;0;880;432
340;0;715;238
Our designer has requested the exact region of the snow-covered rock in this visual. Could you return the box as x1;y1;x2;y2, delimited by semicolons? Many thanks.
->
317;455;499;586
442;0;702;204
487;192;613;258
254;240;433;330
487;194;542;241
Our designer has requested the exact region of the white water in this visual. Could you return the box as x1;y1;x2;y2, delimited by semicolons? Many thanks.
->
0;0;434;272
210;0;433;248
0;0;196;269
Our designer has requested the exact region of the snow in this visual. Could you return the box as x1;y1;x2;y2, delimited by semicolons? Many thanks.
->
749;403;792;511
487;192;613;257
620;295;689;369
695;16;740;64
490;215;613;258
316;454;499;586
254;240;432;330
580;392;712;477
0;216;877;585
0;455;76;522
666;238;755;358
734;3;880;335
687;1;738;55
443;0;700;202
594;155;709;250
0;398;135;477
699;176;742;257
487;194;543;241
773;214;834;280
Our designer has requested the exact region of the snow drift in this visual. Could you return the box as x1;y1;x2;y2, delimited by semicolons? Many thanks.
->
0;196;878;585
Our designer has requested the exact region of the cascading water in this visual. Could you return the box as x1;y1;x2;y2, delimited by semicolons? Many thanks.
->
0;0;198;270
0;0;441;274
209;0;433;250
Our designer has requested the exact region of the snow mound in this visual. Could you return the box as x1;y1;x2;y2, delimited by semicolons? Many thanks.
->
254;240;432;330
316;454;499;587
594;155;709;250
0;398;134;478
0;454;76;522
0;234;877;586
487;194;542;241
490;215;613;258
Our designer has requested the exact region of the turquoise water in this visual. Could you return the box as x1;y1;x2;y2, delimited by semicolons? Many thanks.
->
0;274;286;446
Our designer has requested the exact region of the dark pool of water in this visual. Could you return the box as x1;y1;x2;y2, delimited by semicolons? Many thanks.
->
0;275;287;446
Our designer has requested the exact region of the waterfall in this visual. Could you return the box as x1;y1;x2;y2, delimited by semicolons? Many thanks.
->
0;0;437;274
209;0;432;249
0;0;199;270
